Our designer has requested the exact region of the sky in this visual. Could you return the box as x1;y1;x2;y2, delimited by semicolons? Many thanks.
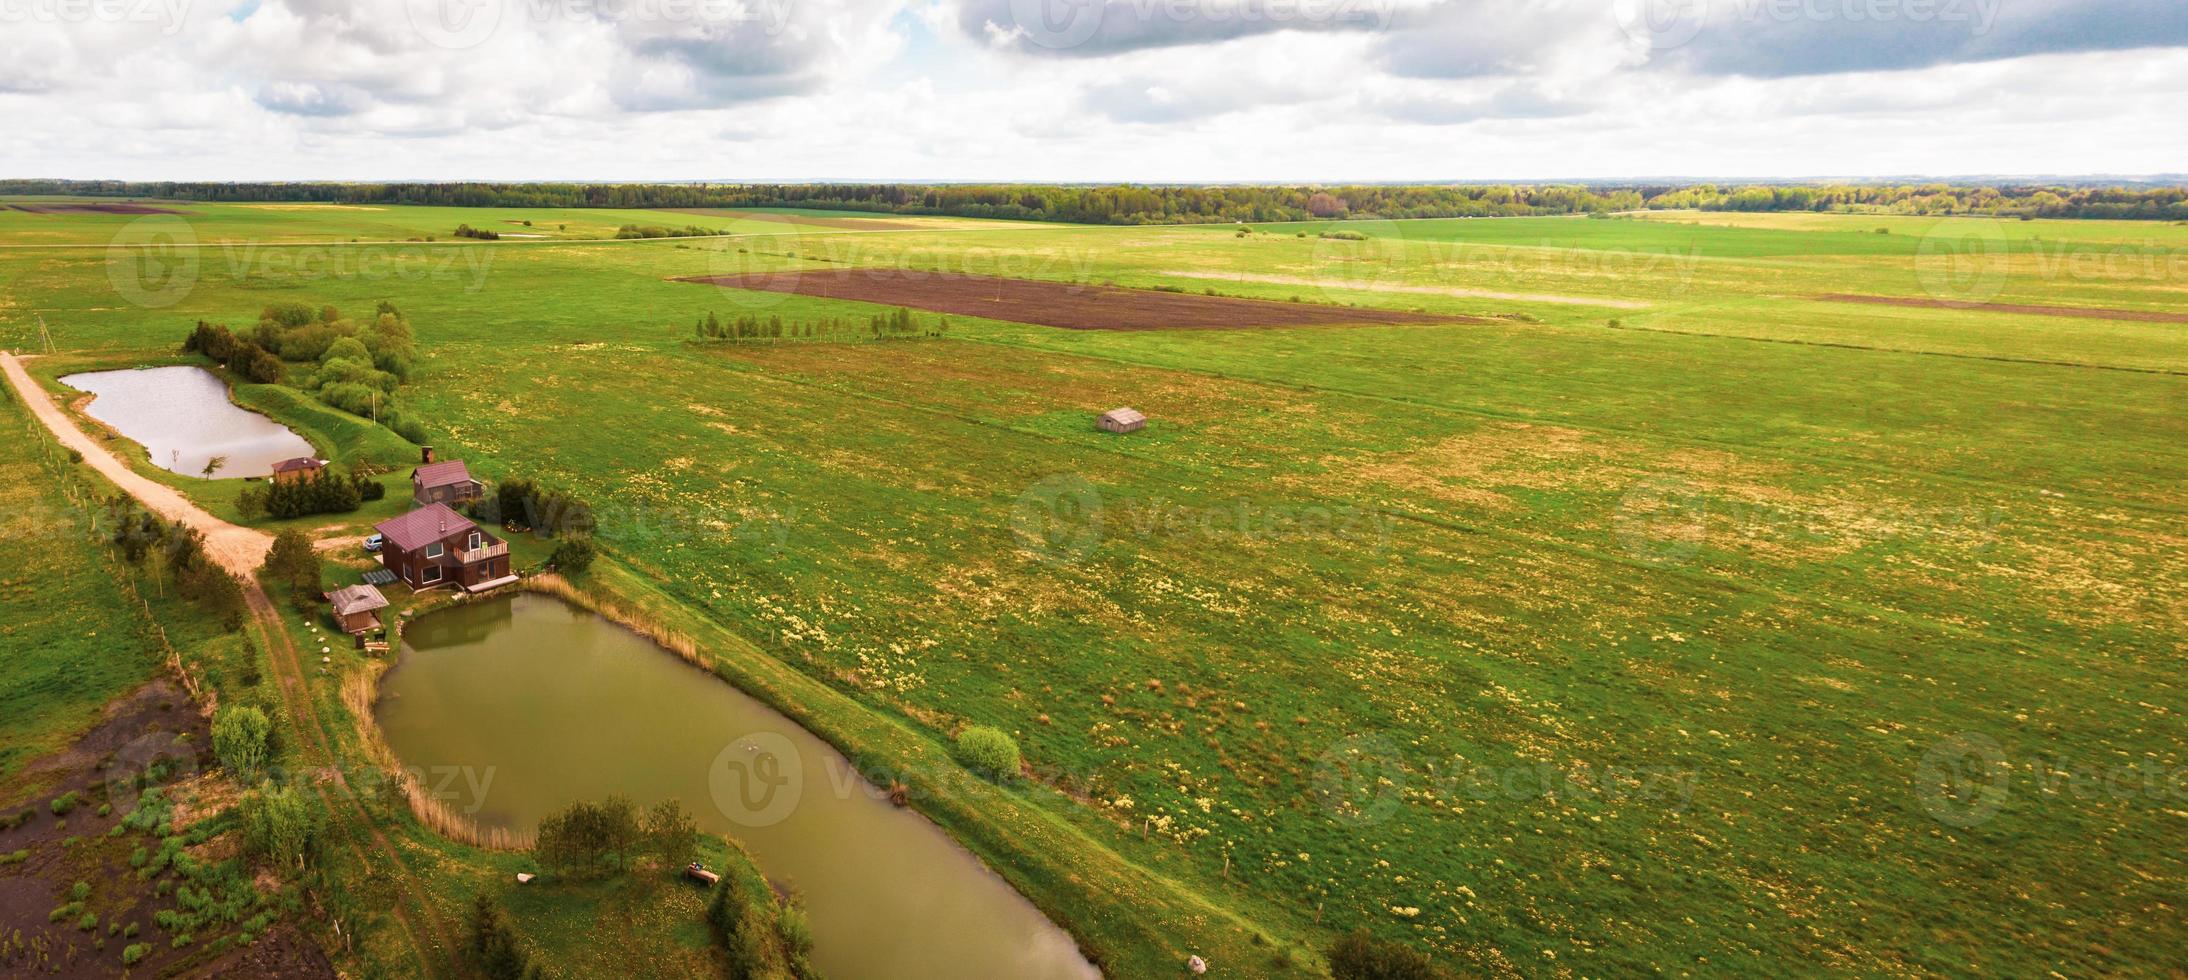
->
0;0;2183;181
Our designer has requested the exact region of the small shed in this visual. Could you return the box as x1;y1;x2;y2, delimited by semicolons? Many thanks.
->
1097;407;1146;434
324;584;390;635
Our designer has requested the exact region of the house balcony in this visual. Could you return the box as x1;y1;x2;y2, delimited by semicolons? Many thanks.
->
458;540;509;564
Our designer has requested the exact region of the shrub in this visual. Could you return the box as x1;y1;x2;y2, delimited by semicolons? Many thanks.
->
550;538;596;574
79;912;98;931
955;726;1022;780
122;943;150;965
1328;929;1445;980
467;892;534;980
50;791;79;816
212;706;272;780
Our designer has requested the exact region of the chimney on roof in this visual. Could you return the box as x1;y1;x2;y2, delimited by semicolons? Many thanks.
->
422;446;435;465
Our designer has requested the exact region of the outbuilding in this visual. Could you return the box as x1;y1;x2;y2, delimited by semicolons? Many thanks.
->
324;583;389;635
1097;407;1146;434
271;457;325;484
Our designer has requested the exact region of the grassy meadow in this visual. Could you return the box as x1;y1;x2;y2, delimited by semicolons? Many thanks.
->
0;199;2182;976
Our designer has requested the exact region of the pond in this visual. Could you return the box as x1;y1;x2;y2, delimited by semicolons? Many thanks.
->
59;365;316;479
375;594;1101;980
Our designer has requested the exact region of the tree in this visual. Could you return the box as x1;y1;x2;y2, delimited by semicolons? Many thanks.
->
240;784;320;870
534;796;641;878
235;486;266;522
200;455;227;480
1328;929;1445;980
467;893;536;980
645;799;697;870
261;528;321;601
212;705;272;780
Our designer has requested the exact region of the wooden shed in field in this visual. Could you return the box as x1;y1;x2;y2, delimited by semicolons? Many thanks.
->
1097;407;1146;434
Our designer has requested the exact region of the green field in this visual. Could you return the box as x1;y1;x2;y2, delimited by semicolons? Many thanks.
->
1;199;2182;976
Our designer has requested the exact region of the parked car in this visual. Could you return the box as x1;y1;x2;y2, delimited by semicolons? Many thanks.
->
363;534;384;553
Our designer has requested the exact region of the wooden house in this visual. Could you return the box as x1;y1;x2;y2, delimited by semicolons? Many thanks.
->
412;459;484;506
373;503;514;592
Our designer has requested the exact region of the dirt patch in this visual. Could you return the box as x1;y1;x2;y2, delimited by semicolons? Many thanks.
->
0;682;333;980
1163;270;1652;309
7;202;188;216
1816;293;2188;324
681;270;1487;331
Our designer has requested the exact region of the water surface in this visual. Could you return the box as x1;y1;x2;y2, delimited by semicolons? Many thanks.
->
60;366;314;478
376;594;1099;980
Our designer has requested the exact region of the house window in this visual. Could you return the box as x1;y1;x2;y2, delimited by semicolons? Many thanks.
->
468;532;482;552
421;565;443;584
425;542;445;559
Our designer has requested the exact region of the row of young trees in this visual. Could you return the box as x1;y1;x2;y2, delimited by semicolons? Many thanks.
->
16;178;2187;221
533;797;698;879
693;308;946;342
235;468;384;521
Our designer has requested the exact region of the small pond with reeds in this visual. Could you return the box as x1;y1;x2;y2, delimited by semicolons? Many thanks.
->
374;593;1101;980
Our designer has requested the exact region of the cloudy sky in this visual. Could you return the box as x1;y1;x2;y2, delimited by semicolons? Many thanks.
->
1;0;2182;180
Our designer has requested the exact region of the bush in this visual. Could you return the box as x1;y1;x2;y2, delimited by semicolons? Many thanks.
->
50;791;79;816
1328;929;1445;980
212;706;272;780
955;726;1021;780
550;538;596;574
467;893;534;980
122;942;150;965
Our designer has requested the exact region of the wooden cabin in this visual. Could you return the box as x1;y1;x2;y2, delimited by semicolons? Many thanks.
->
324;583;389;635
411;458;484;506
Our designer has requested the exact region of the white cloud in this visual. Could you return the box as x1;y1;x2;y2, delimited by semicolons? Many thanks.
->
0;0;2179;179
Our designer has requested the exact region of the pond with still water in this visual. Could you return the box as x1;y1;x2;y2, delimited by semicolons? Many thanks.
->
60;366;315;478
375;594;1100;980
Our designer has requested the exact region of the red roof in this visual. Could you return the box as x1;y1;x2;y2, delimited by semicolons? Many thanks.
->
413;460;475;490
374;503;476;553
272;457;324;473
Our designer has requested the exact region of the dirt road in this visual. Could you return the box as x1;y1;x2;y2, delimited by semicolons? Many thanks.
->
1;351;273;575
4;348;447;975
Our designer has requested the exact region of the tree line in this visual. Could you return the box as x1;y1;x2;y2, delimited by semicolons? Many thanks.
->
17;178;2187;221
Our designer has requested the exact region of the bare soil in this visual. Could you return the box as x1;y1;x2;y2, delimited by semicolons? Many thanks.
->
1816;293;2188;323
681;270;1487;331
0;681;334;980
